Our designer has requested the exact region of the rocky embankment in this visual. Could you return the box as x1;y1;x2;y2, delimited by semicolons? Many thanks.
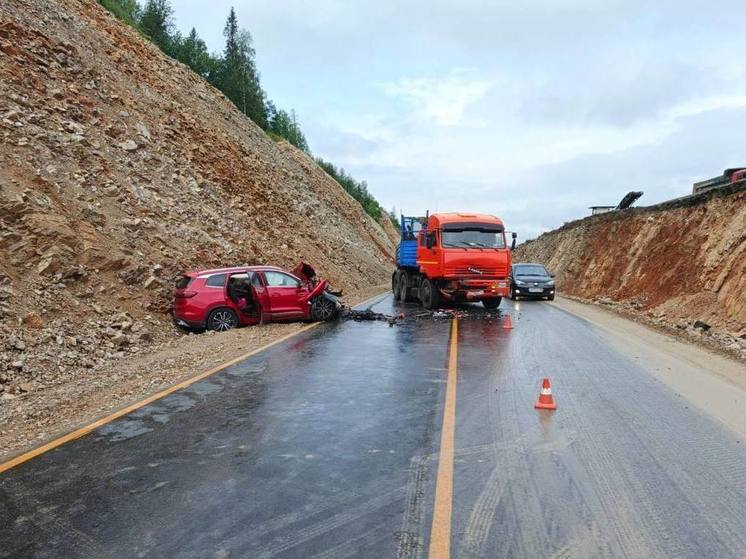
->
515;184;746;360
0;0;397;402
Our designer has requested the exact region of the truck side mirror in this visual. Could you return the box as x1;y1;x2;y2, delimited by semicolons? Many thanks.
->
425;232;435;249
511;232;517;251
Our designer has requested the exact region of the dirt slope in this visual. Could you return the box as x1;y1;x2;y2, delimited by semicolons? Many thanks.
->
515;185;746;359
0;0;396;398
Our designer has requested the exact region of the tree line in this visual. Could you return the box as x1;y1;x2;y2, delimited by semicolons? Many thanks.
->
314;158;384;220
99;0;394;224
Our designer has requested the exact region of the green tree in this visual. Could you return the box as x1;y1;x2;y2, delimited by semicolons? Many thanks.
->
389;207;399;227
99;0;140;24
175;27;217;80
96;1;386;223
268;107;309;151
315;158;384;220
265;100;278;127
139;0;175;55
217;8;267;129
289;110;309;152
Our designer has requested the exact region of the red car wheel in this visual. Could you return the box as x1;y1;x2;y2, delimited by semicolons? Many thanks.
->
311;296;337;321
207;308;238;332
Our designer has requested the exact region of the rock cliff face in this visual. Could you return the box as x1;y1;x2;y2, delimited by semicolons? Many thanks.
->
0;0;396;393
515;185;745;358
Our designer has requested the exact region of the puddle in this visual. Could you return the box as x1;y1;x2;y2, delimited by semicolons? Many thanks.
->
185;380;224;397
96;419;153;442
131;394;196;424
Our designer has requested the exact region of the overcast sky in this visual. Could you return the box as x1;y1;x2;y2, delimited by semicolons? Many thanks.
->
172;0;746;239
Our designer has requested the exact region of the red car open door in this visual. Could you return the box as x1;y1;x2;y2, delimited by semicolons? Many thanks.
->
249;272;270;319
261;270;308;319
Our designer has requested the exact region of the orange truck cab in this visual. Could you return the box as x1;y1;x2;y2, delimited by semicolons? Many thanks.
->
393;212;516;309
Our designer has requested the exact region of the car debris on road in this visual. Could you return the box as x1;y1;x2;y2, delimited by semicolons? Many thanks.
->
412;308;506;321
339;308;405;326
336;305;510;327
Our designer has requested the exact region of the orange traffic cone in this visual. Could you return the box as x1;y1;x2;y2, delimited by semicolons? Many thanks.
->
534;378;557;410
503;315;513;329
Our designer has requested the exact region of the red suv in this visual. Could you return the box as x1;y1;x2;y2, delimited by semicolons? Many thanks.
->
172;265;340;331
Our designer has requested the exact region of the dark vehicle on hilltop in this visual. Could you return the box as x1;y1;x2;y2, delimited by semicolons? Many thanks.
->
510;263;556;301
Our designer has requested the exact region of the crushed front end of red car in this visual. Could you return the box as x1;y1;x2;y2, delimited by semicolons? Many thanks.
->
172;263;343;332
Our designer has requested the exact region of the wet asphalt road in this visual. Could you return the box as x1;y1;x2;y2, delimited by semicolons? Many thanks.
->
2;294;746;558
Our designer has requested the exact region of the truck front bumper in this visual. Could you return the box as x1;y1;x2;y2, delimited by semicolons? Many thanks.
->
440;279;510;300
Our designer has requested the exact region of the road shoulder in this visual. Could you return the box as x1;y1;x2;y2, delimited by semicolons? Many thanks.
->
554;296;746;438
0;286;389;461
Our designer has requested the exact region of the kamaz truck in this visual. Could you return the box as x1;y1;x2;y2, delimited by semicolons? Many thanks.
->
393;213;516;309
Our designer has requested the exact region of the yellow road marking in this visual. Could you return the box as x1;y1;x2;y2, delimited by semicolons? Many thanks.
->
429;317;459;558
0;322;322;475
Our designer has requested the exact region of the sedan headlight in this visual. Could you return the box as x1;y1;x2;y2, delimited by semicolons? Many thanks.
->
546;280;554;286
515;280;526;286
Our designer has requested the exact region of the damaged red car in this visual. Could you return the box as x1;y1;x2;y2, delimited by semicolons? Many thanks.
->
172;264;341;331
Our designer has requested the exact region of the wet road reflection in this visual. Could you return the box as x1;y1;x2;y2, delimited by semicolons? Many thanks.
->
0;295;450;558
1;295;746;558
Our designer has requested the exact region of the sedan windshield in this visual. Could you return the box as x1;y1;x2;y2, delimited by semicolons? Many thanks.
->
442;230;506;248
515;265;548;276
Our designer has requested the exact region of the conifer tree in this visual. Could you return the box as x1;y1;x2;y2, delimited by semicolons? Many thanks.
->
96;0;387;222
177;27;216;80
217;8;267;129
99;0;140;24
139;0;174;54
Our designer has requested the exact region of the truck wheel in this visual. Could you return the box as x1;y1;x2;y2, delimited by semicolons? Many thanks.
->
400;273;415;303
482;298;501;309
392;272;401;301
420;278;440;309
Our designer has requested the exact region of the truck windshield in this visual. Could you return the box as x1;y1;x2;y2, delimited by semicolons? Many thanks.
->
442;229;506;249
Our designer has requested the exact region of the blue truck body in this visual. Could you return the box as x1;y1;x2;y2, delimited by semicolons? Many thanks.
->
396;216;423;270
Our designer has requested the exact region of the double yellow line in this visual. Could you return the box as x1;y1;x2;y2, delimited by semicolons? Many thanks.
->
429;317;459;558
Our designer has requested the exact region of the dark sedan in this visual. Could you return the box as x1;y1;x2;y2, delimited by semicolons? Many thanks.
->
510;263;556;300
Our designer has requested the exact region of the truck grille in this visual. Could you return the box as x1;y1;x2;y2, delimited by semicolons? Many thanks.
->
445;266;507;277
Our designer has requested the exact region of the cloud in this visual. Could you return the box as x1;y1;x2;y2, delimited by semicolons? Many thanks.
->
383;71;491;126
304;124;385;159
489;105;746;239
171;0;746;241
520;59;734;127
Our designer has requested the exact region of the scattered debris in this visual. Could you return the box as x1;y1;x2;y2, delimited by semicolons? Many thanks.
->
340;308;404;326
413;308;505;321
339;306;510;325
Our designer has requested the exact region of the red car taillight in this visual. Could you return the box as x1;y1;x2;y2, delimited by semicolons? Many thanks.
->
174;290;197;299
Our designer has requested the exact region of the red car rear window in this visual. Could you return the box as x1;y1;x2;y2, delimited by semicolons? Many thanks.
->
175;276;192;289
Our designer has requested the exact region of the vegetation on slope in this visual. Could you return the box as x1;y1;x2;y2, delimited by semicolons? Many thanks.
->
98;0;391;222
